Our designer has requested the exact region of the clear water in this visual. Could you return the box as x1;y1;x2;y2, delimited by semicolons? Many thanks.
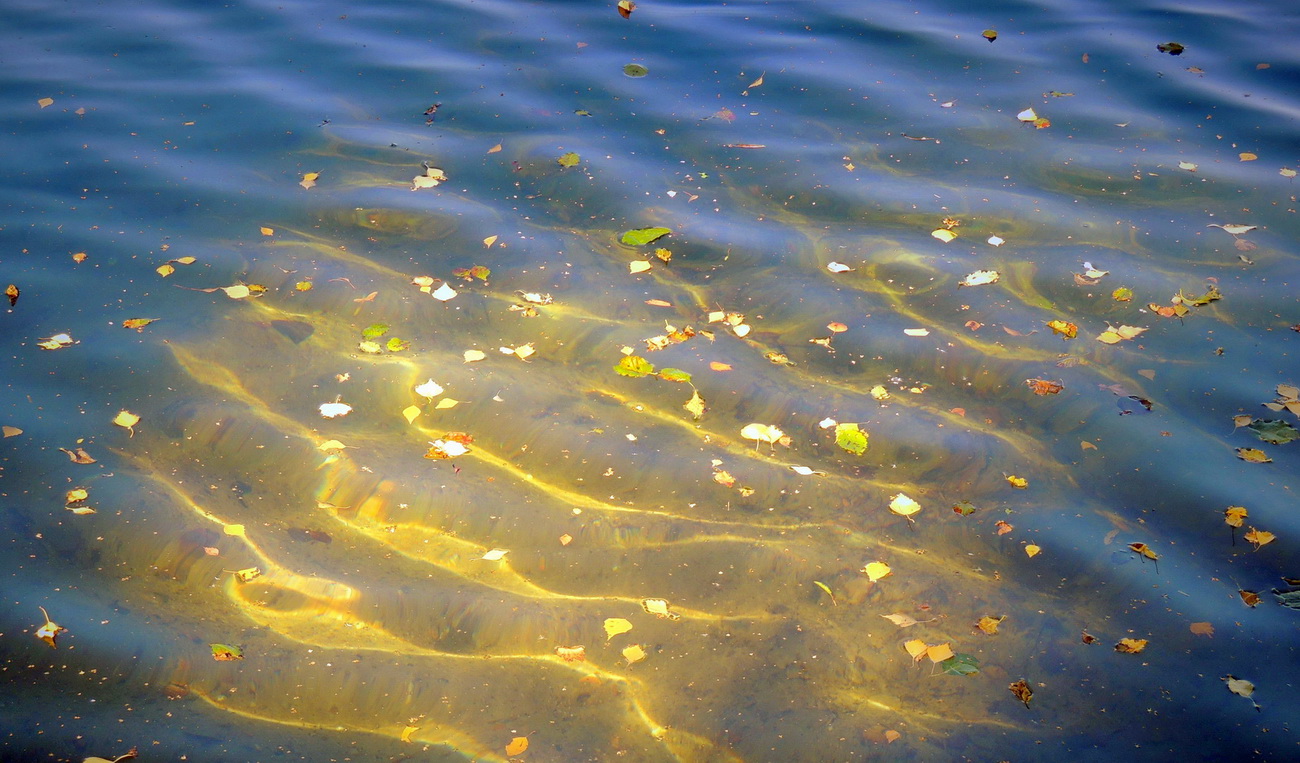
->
2;0;1298;760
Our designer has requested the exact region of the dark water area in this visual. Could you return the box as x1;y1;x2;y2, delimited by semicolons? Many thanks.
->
2;0;1298;761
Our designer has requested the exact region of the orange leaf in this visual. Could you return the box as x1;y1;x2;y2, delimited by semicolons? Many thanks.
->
505;736;529;756
644;299;673;307
709;361;733;371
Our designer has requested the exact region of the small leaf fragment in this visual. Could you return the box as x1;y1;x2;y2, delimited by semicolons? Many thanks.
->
603;617;633;640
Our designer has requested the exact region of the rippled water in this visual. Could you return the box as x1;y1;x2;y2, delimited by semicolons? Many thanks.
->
3;0;1299;760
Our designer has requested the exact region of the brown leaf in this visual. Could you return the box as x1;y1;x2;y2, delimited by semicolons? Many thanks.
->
1189;622;1214;637
1239;589;1261;607
1008;679;1033;708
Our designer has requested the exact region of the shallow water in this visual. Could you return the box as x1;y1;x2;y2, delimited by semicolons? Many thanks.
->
2;0;1298;761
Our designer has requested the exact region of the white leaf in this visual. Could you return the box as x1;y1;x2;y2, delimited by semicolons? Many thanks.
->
789;465;824;476
903;328;930;337
987;235;1005;247
959;269;1000;287
480;548;509;561
431;283;458;301
415;379;444;399
826;261;854;273
1016;108;1037;122
319;402;353;418
818;417;838;429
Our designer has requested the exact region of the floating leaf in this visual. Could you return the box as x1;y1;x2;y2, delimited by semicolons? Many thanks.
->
987;235;1005;246
463;349;487;363
210;643;243;661
1006;475;1028;489
982;29;997;42
1025;544;1041;558
362;323;390;339
5;283;17;306
431;282;458;301
1097;324;1147;344
1115;638;1148;654
1245;419;1299;445
617;0;635;18
1239;152;1258;162
657;368;692;383
976;616;1005;635
941;653;981;676
826;261;853;273
1016;108;1038;122
1239;589;1261;607
741;423;785;444
889;493;921;519
557;151;581;168
1206;223;1256;236
903;328;930;337
113;410;141;435
604;617;633;640
35;607;66;647
299;171;320;190
620;227;671;246
385;337;410;352
1009;679;1033;708
1157;42;1185;55
319;402;352;418
684;390;706;419
1190;622;1214;637
1244;527;1276;550
37;333;75;350
402;405;421;424
555;645;586;661
931;228;957;243
480;548;509;561
1224;506;1248;528
1128;542;1159;561
615;355;656;378
952;500;978;516
1026;378;1064;395
1046;319;1077;339
58;446;95;463
834;423;869;455
959;269;999;287
1236;447;1272;463
224;524;246;537
881;613;923;627
1112;287;1134;302
121;318;159;332
862;561;892;582
623;63;648;77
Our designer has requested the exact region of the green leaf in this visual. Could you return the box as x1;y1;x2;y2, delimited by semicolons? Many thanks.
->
362;323;390;339
1112;286;1133;302
951;500;979;516
940;653;981;676
386;337;410;352
614;355;656;378
1178;285;1222;306
620;227;672;246
834;423;869;455
1247;419;1300;445
623;63;649;78
657;368;692;383
557;152;580;168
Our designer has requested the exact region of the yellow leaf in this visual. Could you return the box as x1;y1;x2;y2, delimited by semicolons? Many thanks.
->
1025;544;1041;558
66;506;96;515
224;524;246;537
931;228;957;243
1244;527;1275;550
505;736;529;756
1281;168;1297;178
603;617;633;640
554;645;585;661
1239;152;1258;162
173;256;197;265
862;561;892;582
1236;448;1272;463
889;493;921;518
683;390;705;420
622;643;647;664
870;384;891;400
926;643;955;663
259;227;274;236
402;405;421;424
65;488;89;504
38;97;54;108
977;616;1005;635
629;260;652;274
481;548;509;561
232;567;262;583
156;263;175;277
1128;542;1159;561
1006;475;1028;489
1224;506;1248;528
295;280;313;291
903;639;928;661
113;410;140;435
317;439;347;451
487;144;503;154
435;398;460;410
1115;637;1148;654
483;234;499;247
400;725;418;743
2;426;23;438
37;333;75;350
300;171;320;190
463;349;487;363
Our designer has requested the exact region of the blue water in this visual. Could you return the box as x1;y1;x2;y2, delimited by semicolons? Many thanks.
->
2;0;1299;761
